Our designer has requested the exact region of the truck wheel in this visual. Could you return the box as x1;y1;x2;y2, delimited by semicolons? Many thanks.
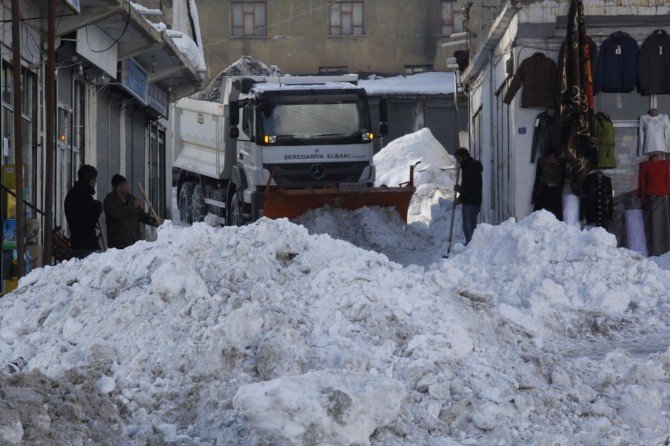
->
229;191;246;226
191;183;208;223
179;182;195;224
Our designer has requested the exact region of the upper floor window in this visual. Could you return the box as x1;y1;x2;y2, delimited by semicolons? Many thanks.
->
329;1;364;36
442;1;463;36
232;2;267;37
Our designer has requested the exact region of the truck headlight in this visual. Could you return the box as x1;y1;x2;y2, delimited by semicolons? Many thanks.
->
263;135;277;144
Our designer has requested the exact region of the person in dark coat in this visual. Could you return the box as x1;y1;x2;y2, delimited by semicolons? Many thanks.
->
595;31;640;93
638;30;670;95
503;53;558;109
454;148;483;245
64;164;103;259
104;175;161;250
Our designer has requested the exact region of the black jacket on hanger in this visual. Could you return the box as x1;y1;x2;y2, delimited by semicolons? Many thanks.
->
531;111;560;163
638;30;670;95
595;31;640;93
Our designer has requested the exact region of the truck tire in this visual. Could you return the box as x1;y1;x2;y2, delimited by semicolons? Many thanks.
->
179;182;195;224
191;183;208;223
226;184;247;226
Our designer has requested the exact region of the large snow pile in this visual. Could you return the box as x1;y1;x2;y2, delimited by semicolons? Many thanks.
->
442;210;670;341
3;219;670;444
196;56;282;101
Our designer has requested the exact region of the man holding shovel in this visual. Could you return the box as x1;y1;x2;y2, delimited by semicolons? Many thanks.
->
103;174;162;250
454;148;483;245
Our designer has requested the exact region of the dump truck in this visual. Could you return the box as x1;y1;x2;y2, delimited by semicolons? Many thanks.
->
172;74;416;225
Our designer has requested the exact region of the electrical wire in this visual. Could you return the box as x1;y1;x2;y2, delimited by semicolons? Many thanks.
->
85;1;132;53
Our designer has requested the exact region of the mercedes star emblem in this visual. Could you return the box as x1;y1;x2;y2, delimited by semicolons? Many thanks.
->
310;164;325;179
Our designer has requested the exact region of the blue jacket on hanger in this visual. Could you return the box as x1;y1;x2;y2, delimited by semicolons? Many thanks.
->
595;31;640;93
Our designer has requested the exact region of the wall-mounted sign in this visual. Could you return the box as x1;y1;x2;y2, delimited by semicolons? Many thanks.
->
148;83;169;118
62;0;80;13
76;26;117;78
120;58;148;104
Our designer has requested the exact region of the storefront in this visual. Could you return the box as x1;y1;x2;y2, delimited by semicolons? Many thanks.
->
463;0;670;244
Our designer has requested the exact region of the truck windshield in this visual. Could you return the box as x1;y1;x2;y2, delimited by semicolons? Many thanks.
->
259;100;369;144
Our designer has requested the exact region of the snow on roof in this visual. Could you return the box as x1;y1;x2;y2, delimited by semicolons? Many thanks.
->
166;29;206;76
359;72;457;96
129;1;162;16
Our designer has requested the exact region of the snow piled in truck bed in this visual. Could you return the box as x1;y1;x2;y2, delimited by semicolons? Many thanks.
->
3;215;670;444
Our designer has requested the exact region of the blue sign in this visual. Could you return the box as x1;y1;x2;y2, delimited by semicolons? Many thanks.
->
62;0;80;13
148;83;169;118
121;58;147;104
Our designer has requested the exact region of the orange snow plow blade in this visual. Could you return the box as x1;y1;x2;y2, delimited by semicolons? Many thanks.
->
263;162;420;222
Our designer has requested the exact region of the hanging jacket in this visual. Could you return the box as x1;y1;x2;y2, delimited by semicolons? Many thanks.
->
530;111;560;163
639;113;670;155
638;30;670;95
558;36;598;91
592;112;616;169
595;31;640;93
503;53;558;109
581;173;613;227
639;159;670;206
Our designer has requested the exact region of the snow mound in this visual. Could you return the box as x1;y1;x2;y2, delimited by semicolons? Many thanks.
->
234;371;405;445
3;218;670;444
374;127;457;189
443;210;670;336
196;56;281;101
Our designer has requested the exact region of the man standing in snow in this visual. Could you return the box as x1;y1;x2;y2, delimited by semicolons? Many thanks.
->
64;164;103;259
104;174;161;250
454;148;483;244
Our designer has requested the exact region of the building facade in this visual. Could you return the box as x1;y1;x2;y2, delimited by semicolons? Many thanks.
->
0;0;204;292
197;0;472;79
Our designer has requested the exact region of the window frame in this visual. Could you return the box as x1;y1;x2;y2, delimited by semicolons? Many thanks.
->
441;0;463;37
329;1;365;37
231;1;267;38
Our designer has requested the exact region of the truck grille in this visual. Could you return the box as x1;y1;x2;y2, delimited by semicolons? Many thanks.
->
264;162;368;188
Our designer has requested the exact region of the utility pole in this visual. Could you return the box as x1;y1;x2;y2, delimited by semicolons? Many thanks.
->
44;0;57;265
10;0;24;277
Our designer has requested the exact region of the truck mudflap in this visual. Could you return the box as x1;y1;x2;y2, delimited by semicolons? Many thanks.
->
262;163;420;222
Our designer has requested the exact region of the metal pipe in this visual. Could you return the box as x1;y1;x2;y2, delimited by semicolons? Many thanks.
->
44;0;56;265
11;0;25;277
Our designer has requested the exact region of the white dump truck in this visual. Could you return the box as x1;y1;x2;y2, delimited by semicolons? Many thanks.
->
172;75;415;225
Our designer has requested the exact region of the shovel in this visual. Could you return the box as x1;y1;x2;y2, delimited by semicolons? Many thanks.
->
445;165;461;258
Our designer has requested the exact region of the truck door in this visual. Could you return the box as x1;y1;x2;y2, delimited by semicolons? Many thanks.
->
239;103;255;165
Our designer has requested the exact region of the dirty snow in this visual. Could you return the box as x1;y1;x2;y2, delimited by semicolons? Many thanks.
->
3;214;670;444
196;56;281;102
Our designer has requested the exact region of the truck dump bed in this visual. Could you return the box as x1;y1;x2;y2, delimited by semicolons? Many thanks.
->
172;97;233;180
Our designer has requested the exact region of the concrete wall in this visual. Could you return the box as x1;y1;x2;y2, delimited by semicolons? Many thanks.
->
197;0;469;79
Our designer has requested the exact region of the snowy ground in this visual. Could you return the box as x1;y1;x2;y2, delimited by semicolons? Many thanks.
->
3;130;670;444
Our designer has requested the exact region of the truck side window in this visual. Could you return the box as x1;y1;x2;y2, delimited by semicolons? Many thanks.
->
243;104;254;141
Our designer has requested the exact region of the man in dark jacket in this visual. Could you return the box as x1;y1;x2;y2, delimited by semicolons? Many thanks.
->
104;174;161;250
454;148;483;244
64;164;103;259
